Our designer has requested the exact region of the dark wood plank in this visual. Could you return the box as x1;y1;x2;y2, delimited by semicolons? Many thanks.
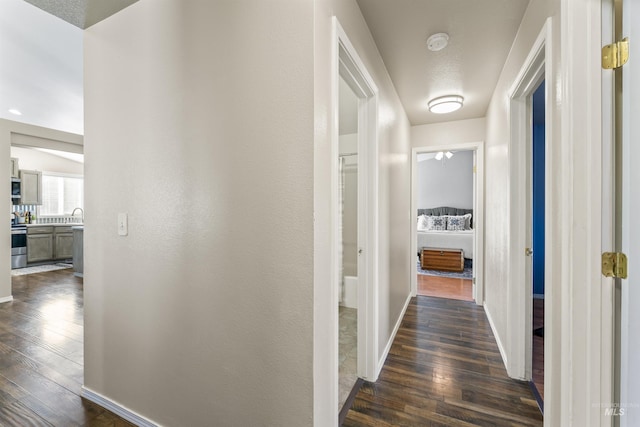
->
343;296;543;426
533;298;544;400
0;269;134;426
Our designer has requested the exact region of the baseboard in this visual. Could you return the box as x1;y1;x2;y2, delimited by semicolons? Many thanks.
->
377;294;412;377
483;303;509;372
0;296;13;304
81;386;159;427
533;294;544;300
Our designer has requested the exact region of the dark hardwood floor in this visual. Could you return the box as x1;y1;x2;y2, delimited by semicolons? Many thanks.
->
343;296;543;426
532;298;544;401
0;269;133;426
417;274;473;301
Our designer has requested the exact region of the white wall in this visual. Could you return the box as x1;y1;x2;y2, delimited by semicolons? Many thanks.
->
411;117;486;149
84;1;314;426
11;147;83;175
483;1;549;371
417;150;473;210
314;1;412;424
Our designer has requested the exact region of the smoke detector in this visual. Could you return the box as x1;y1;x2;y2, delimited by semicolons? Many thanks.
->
427;33;449;51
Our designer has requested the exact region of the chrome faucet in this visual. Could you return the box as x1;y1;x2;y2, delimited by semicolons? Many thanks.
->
71;207;84;223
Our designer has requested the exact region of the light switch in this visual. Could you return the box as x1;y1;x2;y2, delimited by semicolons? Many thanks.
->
118;213;128;236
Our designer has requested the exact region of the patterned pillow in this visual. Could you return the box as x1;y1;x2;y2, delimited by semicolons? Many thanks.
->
462;213;473;229
447;215;466;231
455;213;472;229
426;216;447;231
417;215;428;231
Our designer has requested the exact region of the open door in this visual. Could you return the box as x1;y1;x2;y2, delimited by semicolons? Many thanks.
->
618;0;640;423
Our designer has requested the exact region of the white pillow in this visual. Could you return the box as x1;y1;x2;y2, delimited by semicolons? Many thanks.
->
417;215;428;231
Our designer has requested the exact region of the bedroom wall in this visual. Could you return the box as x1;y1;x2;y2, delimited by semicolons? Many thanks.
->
315;0;412;423
417;150;473;210
84;1;314;425
532;80;545;297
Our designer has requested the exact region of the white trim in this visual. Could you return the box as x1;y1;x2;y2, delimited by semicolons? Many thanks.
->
41;171;84;179
81;386;159;427
484;304;509;372
377;294;411;375
556;0;613;423
330;15;381;402
410;141;485;306
507;20;548;381
0;296;13;304
314;16;380;425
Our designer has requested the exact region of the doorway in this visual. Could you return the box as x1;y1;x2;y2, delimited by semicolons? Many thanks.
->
530;80;545;410
410;142;485;304
332;18;380;422
414;149;475;302
337;75;359;410
10;143;84;273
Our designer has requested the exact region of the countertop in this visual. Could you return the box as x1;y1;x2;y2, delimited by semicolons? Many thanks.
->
25;223;84;228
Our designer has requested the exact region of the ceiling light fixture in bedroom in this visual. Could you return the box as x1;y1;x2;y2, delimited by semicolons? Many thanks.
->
428;95;464;114
434;151;454;161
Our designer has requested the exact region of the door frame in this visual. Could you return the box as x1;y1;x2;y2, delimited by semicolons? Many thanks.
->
410;142;485;305
507;21;547;382
329;17;379;384
333;18;380;383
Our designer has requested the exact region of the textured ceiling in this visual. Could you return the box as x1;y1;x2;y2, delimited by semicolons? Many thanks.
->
356;0;530;126
23;0;138;29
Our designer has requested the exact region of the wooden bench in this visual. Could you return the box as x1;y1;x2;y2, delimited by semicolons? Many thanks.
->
420;247;464;272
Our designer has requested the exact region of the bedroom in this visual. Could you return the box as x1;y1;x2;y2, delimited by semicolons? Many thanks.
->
415;149;475;301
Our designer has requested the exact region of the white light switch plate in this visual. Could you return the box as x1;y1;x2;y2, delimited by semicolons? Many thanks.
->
118;213;128;236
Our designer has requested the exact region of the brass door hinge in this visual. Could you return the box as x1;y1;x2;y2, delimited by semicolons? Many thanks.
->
602;37;629;69
602;252;628;279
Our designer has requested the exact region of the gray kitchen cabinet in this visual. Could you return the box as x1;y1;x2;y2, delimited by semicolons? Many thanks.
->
19;170;42;205
73;226;83;277
54;227;74;260
27;234;54;263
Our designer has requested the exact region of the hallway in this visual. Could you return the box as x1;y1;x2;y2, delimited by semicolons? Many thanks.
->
343;296;543;426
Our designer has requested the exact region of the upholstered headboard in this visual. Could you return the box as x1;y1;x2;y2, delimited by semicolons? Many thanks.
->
418;207;473;227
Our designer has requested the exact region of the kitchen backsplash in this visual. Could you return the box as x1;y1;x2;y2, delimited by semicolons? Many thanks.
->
11;205;83;224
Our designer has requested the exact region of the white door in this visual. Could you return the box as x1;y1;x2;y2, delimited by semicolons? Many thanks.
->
620;0;640;424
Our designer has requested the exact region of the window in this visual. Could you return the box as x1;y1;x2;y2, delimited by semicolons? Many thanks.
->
39;173;84;216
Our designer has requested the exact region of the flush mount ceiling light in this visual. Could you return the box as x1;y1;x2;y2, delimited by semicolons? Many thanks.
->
8;109;22;116
428;95;464;114
427;32;449;52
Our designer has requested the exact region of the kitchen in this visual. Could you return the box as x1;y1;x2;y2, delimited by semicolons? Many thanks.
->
10;145;83;277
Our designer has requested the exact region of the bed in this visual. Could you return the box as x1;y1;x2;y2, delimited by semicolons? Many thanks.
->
417;207;474;260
